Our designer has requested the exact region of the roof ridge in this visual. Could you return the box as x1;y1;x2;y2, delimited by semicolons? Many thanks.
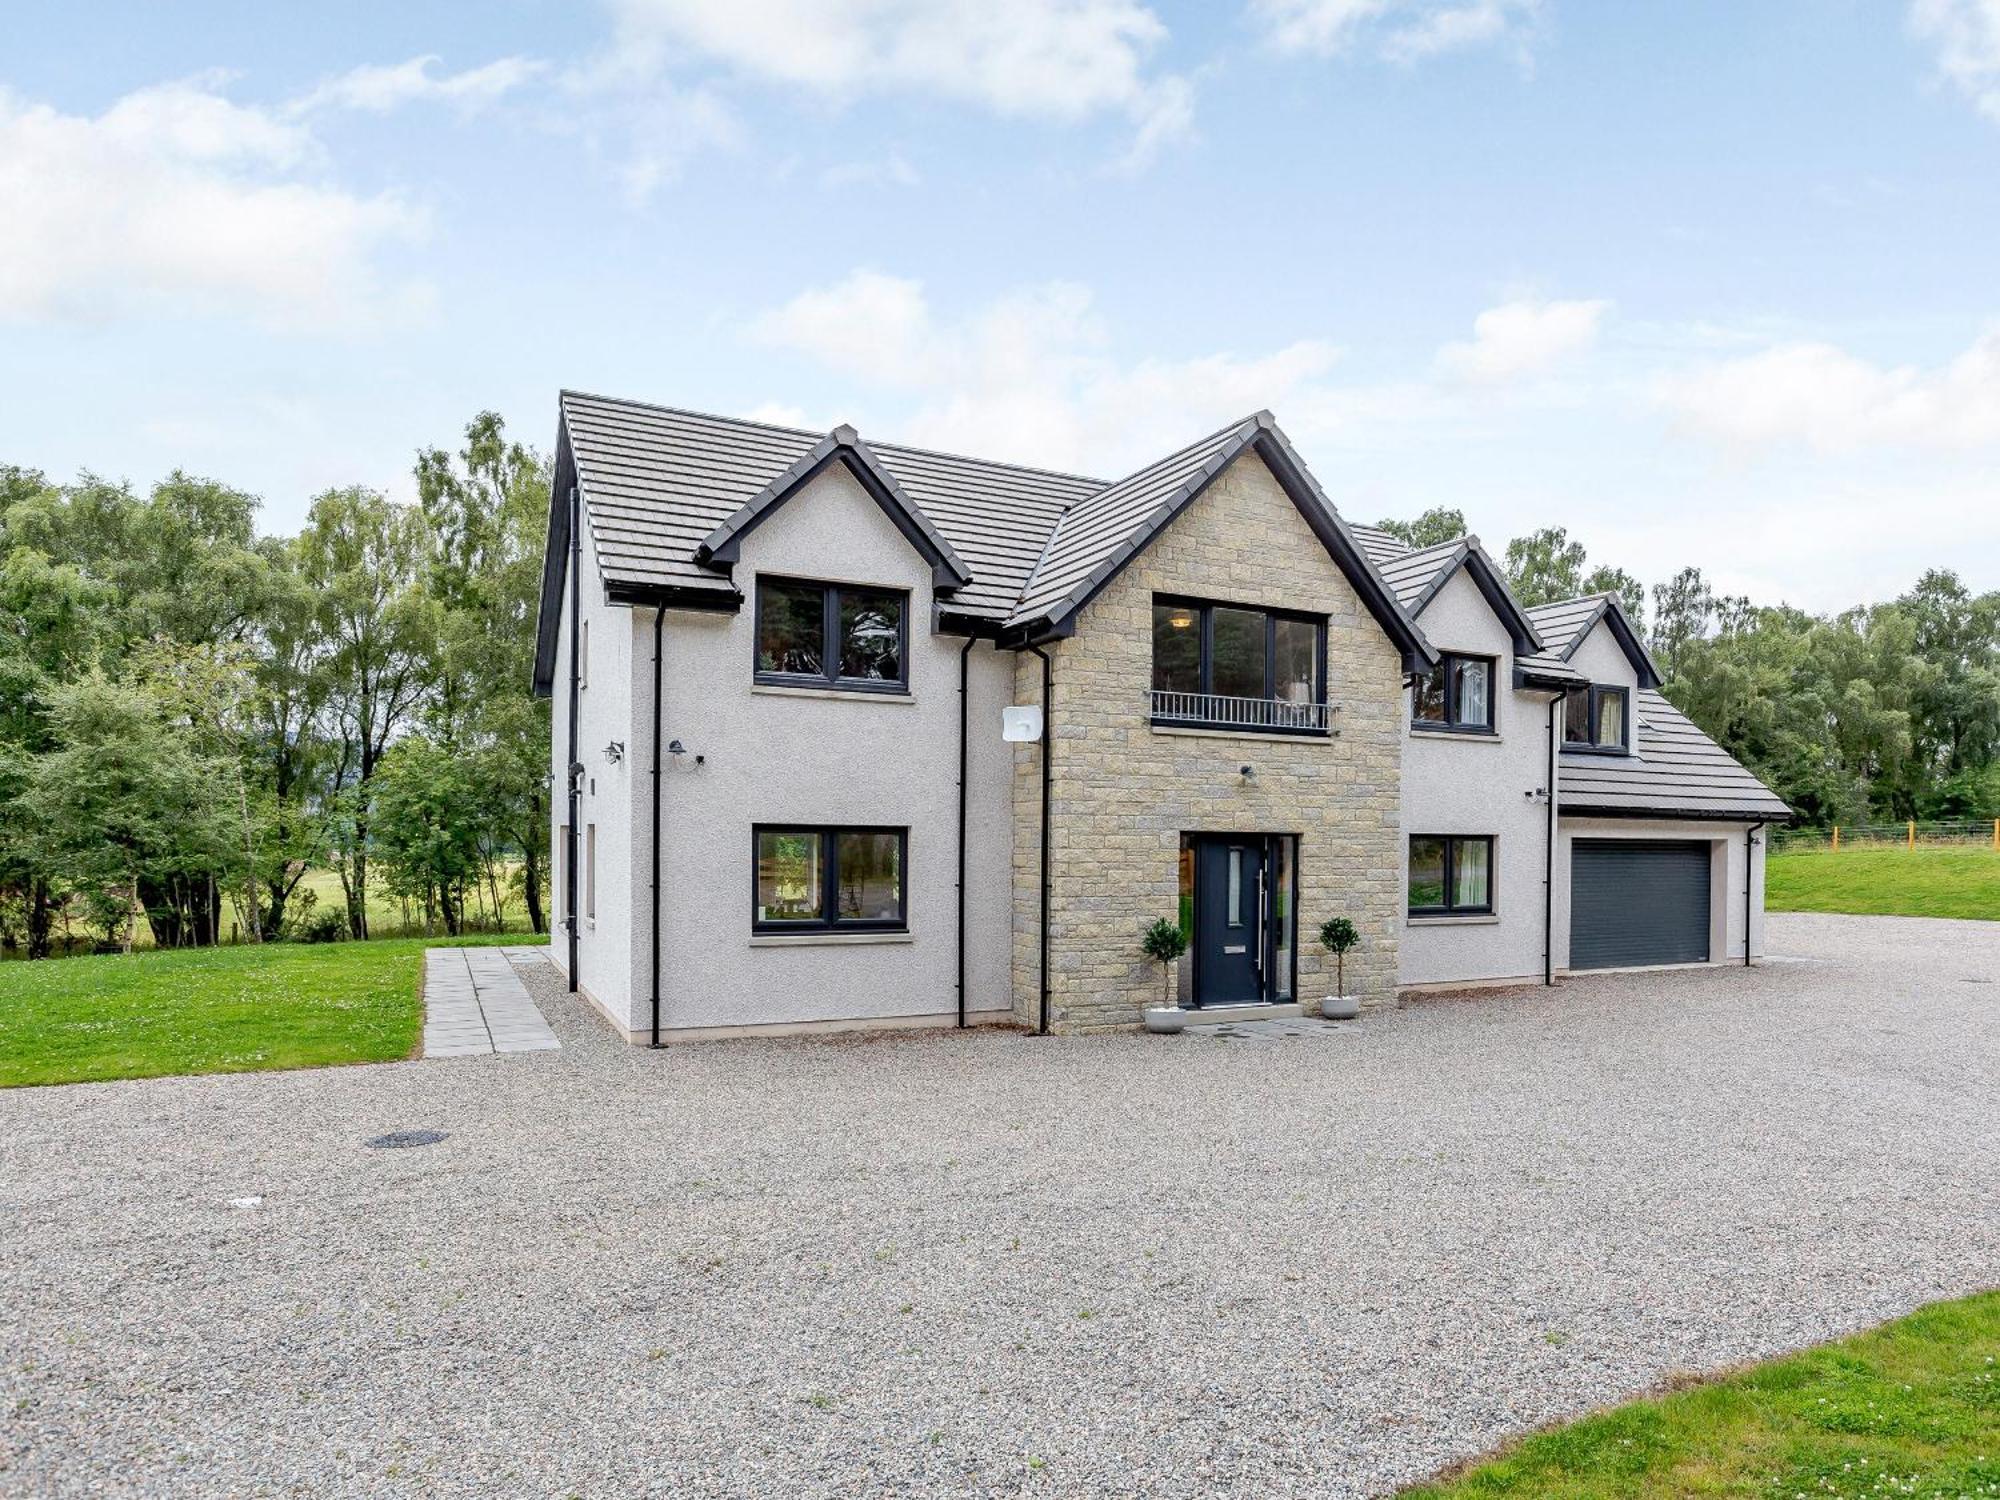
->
560;388;1106;488
1077;412;1264;501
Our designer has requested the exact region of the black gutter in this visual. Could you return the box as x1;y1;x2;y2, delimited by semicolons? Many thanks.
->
1544;690;1564;986
955;635;975;1029
565;484;581;994
649;605;665;1046
1029;645;1053;1036
1745;822;1765;967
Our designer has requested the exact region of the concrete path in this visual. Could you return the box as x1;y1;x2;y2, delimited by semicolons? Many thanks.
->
420;946;558;1057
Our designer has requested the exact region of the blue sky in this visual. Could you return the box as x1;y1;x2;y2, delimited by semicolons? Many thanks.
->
4;0;1999;611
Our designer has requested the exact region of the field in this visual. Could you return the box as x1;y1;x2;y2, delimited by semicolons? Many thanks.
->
1405;1291;2000;1498
1768;845;2000;921
0;935;543;1088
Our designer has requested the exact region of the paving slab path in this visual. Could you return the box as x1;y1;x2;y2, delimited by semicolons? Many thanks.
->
420;945;558;1056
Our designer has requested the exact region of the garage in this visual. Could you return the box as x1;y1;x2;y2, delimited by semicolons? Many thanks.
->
1570;839;1711;969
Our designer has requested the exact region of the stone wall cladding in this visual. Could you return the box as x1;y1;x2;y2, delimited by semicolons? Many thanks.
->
1011;450;1406;1033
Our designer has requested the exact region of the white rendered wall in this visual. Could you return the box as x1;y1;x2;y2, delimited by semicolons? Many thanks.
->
633;462;1016;1036
1399;569;1559;986
546;510;636;1025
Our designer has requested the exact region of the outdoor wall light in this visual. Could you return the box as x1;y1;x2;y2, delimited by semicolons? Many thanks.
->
667;739;685;756
604;741;624;764
1239;764;1255;780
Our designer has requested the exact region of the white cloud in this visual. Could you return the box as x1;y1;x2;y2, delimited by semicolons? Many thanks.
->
290;54;546;116
1251;0;1542;62
603;0;1193;167
1436;297;1610;383
0;77;425;330
750;269;1351;473
1909;0;2000;122
1659;328;2000;453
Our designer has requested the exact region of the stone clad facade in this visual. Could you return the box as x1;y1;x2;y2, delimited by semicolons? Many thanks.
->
1011;448;1406;1033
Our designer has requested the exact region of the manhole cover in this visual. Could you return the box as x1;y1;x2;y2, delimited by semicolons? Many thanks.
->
366;1129;448;1150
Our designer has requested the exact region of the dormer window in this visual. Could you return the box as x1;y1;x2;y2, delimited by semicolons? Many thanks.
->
1565;685;1629;752
755;576;908;693
1411;653;1494;734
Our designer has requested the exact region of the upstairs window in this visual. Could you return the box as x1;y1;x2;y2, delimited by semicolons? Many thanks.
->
1150;596;1328;734
1564;685;1630;753
756;577;908;693
1411;653;1495;733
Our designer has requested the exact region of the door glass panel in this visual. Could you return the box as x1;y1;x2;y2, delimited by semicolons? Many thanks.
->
1595;690;1626;748
1272;837;1295;999
1227;847;1243;927
756;830;821;922
1454;658;1491;728
833;832;902;921
1152;602;1201;693
1177;840;1195;940
1273;618;1318;705
1211;608;1267;699
1452;839;1491;910
838;588;902;682
758;582;826;676
1565;689;1591;743
1408;836;1446;910
1413;661;1448;723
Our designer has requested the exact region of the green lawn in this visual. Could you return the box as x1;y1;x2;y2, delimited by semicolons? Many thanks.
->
1768;846;2000;921
0;935;542;1088
1404;1291;2000;1498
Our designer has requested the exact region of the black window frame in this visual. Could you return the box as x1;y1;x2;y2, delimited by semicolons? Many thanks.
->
1411;652;1497;734
751;824;909;934
1407;834;1496;917
1149;594;1329;736
754;575;911;694
1562;684;1632;755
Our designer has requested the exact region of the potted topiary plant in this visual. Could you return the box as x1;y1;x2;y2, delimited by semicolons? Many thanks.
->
1318;917;1360;1020
1141;916;1190;1033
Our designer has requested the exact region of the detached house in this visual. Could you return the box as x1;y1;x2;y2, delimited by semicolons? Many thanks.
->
532;392;1789;1044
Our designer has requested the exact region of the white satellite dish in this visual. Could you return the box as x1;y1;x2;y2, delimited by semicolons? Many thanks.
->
1001;705;1044;743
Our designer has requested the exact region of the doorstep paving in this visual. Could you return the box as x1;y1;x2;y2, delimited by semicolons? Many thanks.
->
420;946;558;1057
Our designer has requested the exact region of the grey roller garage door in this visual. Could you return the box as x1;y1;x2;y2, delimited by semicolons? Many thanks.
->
1570;840;1711;970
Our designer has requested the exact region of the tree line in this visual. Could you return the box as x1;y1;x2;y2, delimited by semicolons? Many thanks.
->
0;414;550;958
1377;509;2000;826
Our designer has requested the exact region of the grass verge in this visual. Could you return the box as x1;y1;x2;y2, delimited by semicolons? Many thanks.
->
0;935;545;1088
1403;1290;2000;1498
1768;847;2000;921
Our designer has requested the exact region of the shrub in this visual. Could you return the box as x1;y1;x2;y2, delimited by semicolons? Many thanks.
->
1318;916;1358;996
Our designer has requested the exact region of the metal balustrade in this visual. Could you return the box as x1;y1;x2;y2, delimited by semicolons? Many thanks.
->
1148;689;1333;734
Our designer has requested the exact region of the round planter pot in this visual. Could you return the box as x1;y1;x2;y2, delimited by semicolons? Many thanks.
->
1320;994;1360;1021
1143;1006;1189;1034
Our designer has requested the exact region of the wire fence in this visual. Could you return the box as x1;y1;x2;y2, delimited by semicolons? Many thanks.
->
1770;819;2000;854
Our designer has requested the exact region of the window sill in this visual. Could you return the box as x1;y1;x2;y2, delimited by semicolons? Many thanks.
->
1410;727;1502;742
1150;722;1331;742
749;931;914;947
751;683;915;704
1560;745;1631;758
1407;913;1501;926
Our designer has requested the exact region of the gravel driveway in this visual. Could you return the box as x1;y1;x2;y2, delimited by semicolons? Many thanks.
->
4;913;1996;1498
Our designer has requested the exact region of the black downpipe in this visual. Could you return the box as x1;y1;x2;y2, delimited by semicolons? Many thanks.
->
565;484;581;994
1544;690;1562;986
1029;645;1053;1036
955;636;975;1029
1745;822;1764;967
649;605;666;1046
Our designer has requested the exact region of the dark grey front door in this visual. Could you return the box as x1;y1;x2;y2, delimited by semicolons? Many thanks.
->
1570;839;1712;969
1192;837;1264;1006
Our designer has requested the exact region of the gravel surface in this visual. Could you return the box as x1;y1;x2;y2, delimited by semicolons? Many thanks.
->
3;912;1996;1498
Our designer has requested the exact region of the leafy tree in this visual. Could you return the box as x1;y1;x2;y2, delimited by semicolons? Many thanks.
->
1503;527;1589;606
370;735;487;936
1375;507;1468;549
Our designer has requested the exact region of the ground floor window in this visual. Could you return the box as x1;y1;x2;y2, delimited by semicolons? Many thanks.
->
1409;835;1494;916
754;825;907;932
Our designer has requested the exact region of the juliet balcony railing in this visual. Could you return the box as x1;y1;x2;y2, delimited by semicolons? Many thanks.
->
1148;689;1335;735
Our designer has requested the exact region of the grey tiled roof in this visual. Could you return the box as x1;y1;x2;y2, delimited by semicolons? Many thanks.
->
1374;539;1467;610
1349;522;1412;567
1005;415;1261;628
1514;651;1587;685
1523;595;1611;658
1561;690;1791;821
560;390;1098;619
